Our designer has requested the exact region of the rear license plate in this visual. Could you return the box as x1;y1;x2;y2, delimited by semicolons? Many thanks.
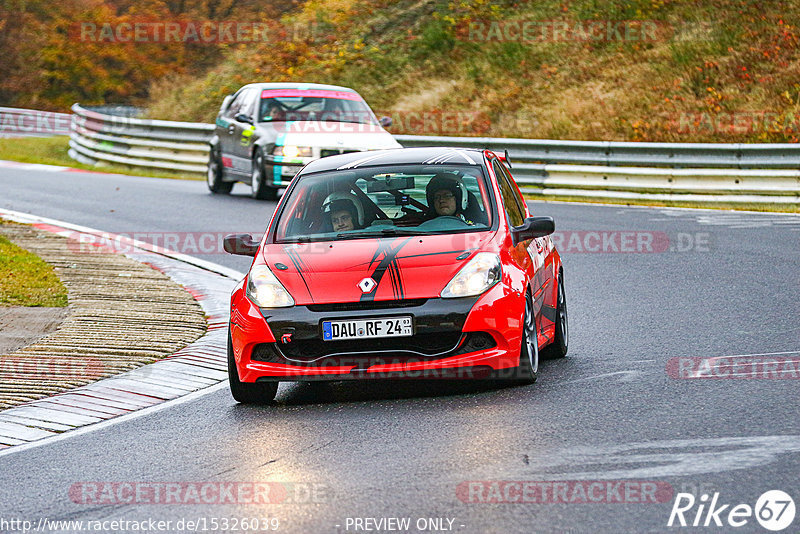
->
322;316;413;341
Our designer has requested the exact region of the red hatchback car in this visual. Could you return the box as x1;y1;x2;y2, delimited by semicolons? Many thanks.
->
224;147;568;403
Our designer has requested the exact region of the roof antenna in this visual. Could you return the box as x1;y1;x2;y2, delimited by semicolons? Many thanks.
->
504;149;512;168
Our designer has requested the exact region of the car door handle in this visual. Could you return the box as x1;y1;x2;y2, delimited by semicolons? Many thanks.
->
228;125;236;134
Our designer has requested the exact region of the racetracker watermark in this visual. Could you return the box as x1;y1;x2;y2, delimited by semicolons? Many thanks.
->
550;231;711;253
666;354;800;379
0;356;104;381
671;111;800;136
69;20;319;44
0;110;70;136
69;482;329;505
463;19;670;43
270;110;492;136
66;232;262;256
65;231;712;257
377;110;491;136
456;480;674;503
0;517;280;533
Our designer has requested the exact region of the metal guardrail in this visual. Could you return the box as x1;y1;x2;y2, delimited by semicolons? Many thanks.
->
396;135;800;203
395;134;800;169
48;105;795;203
69;104;213;173
0;107;71;138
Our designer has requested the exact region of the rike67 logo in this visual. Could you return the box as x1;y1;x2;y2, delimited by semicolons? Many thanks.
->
668;490;795;531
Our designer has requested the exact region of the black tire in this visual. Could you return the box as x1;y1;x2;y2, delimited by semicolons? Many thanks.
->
516;291;539;384
228;331;278;404
207;149;233;194
541;270;568;360
250;149;278;201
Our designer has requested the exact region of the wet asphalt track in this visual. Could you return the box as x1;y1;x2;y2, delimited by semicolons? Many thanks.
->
1;167;799;533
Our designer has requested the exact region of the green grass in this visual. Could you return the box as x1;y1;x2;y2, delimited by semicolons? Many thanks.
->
0;227;68;307
0;136;203;181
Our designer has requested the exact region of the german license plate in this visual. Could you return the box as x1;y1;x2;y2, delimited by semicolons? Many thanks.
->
322;316;413;341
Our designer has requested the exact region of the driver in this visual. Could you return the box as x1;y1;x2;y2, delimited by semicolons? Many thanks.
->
425;174;473;224
322;192;365;232
263;101;285;121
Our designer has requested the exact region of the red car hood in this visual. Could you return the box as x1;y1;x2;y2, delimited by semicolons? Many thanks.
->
262;233;493;305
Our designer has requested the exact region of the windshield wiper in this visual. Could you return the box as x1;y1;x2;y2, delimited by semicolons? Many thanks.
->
336;228;421;239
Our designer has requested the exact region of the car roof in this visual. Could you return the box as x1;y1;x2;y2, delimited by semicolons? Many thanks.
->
301;147;488;174
239;82;360;94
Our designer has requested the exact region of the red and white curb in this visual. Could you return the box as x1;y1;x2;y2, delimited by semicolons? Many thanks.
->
0;159;87;174
0;209;245;453
0;159;120;175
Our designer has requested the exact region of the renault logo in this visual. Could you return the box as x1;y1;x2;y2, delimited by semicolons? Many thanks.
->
358;277;377;293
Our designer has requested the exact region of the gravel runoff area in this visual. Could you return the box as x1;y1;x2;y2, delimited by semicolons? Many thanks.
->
0;221;207;409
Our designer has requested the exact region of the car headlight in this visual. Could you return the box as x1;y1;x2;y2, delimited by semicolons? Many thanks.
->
441;252;501;298
273;145;312;158
246;265;294;307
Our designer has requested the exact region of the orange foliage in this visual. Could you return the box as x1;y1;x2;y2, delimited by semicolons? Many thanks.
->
0;0;298;110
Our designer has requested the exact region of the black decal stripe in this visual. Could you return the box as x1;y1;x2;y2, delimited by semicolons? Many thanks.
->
388;261;405;300
360;238;412;302
388;262;399;299
284;247;314;302
349;249;473;269
394;261;406;299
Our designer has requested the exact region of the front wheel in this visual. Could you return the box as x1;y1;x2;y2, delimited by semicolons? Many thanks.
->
250;149;278;201
207;150;233;194
228;332;278;404
516;291;539;384
541;270;568;359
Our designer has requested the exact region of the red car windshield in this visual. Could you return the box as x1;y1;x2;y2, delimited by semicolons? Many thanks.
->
258;89;377;124
274;164;494;243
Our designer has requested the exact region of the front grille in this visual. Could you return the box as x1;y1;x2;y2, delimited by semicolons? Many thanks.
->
306;299;427;313
280;330;463;360
250;332;496;368
321;149;361;158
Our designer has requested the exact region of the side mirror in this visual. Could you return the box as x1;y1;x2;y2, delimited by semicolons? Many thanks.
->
511;216;554;246
234;113;253;124
379;116;393;128
221;95;233;112
223;234;259;257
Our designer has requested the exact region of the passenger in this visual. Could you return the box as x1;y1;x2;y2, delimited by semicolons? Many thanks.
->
425;174;473;224
322;192;365;232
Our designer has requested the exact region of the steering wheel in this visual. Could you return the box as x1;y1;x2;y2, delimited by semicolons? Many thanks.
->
416;216;471;231
436;216;470;226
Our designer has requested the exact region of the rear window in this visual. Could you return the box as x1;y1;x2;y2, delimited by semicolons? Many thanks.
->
273;164;494;243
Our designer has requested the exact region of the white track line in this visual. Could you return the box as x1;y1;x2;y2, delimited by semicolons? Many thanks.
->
0;383;228;458
0;208;245;457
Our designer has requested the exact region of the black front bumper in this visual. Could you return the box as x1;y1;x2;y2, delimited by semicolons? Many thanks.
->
254;297;495;367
